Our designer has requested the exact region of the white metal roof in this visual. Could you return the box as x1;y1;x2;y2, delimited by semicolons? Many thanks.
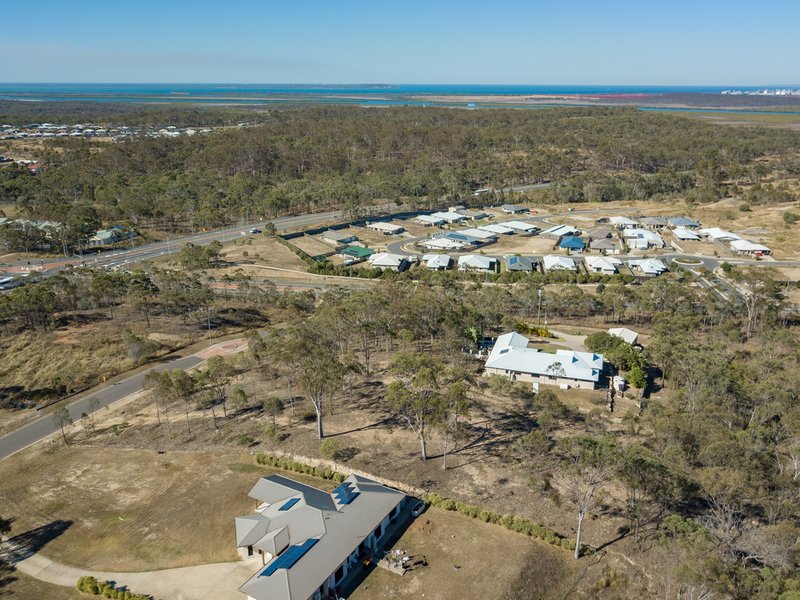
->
501;220;539;232
416;215;445;225
699;227;741;241
730;239;770;252
485;332;603;382
456;228;497;240
421;237;465;250
367;222;404;233
458;254;497;270
543;255;576;271
430;211;466;223
608;327;639;345
542;224;579;237
584;256;622;273
609;216;639;226
672;227;700;240
478;223;514;235
422;254;452;269
628;258;667;275
368;252;407;268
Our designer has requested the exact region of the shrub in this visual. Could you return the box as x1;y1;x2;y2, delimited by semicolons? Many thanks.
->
320;438;341;460
784;212;798;225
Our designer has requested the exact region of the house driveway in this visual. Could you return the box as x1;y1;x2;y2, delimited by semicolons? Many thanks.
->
13;551;259;600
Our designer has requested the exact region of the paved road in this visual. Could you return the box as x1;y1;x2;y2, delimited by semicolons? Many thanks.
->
1;210;342;275
0;354;202;462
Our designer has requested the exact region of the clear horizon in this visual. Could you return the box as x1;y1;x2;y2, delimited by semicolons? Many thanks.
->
1;0;798;85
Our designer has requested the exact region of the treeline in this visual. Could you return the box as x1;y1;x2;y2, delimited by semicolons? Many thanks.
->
2;106;799;242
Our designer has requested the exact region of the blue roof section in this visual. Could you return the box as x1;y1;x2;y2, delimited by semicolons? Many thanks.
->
333;482;360;506
261;538;319;577
278;498;300;511
559;236;585;249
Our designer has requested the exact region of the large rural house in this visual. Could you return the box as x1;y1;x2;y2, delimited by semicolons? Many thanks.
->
235;474;408;600
484;332;605;390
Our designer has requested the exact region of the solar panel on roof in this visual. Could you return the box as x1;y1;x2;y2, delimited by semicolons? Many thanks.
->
261;538;319;576
278;498;300;511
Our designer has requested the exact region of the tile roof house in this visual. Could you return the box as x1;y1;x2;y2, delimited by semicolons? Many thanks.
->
484;332;605;390
667;216;700;229
589;238;622;255
320;230;358;247
236;474;407;600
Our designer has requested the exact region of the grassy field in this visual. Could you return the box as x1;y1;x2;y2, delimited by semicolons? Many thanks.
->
0;446;332;572
350;508;583;600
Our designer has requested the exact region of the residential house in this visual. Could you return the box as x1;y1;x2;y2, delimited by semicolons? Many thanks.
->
628;258;668;276
478;223;514;235
430;211;467;224
321;230;358;247
484;332;605;390
456;208;489;220
542;224;580;238
559;236;585;253
667;216;700;229
622;228;665;250
415;215;445;227
421;237;467;251
458;254;498;273
698;227;741;242
88;226;135;247
729;239;771;256
339;246;374;264
505;255;536;272
456;228;497;243
584;255;622;274
672;228;701;241
368;252;409;271
502;221;539;235
543;255;577;272
608;216;639;228
500;203;529;214
422;254;452;270
585;226;613;240
608;327;640;346
589;238;622;255
639;217;668;230
235;474;408;600
366;222;404;235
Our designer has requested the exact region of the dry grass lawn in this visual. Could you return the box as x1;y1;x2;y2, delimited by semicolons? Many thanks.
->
0;446;331;572
1;570;83;599
221;236;308;270
349;508;580;600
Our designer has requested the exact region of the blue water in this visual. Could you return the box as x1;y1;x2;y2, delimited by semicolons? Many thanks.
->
1;83;799;113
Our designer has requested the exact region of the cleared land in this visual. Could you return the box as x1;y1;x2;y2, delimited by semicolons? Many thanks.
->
350;508;582;600
0;446;332;572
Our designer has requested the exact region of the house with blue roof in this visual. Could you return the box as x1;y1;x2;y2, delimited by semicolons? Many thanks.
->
559;236;585;252
236;474;408;600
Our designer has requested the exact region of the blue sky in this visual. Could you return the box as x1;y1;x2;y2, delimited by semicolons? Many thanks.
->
1;0;798;84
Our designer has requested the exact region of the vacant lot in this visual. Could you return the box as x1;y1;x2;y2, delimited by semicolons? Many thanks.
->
0;446;332;572
350;508;602;600
220;235;308;270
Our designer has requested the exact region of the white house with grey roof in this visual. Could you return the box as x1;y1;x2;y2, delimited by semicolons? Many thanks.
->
236;474;407;600
484;332;605;390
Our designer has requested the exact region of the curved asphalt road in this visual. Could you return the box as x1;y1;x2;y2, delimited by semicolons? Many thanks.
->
0;354;203;462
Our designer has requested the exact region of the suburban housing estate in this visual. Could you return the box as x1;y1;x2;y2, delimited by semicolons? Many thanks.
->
484;332;605;390
235;473;408;600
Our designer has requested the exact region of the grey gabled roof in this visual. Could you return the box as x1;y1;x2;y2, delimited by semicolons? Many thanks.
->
236;515;271;548
238;474;405;600
249;474;337;512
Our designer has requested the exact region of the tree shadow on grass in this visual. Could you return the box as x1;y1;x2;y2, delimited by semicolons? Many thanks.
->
0;520;73;566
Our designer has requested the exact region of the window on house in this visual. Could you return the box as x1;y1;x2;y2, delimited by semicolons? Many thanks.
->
247;545;254;557
335;565;344;582
374;523;383;539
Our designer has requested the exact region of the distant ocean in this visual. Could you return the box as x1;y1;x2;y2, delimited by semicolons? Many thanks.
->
1;84;799;114
0;83;789;103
